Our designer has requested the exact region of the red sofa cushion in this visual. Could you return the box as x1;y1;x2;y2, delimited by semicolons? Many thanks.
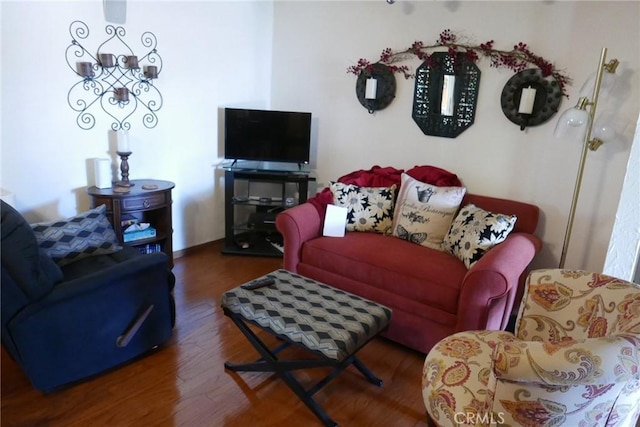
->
301;232;468;315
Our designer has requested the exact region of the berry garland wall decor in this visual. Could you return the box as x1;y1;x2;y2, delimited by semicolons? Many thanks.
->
348;29;571;136
347;29;571;96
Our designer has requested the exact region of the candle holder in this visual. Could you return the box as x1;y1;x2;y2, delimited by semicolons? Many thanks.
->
65;21;163;131
500;68;562;131
144;65;159;79
114;87;130;102
356;63;396;114
412;52;480;138
518;113;531;131
115;151;134;187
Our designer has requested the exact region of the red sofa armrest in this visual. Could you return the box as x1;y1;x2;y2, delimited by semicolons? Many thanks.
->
276;203;323;272
455;232;543;332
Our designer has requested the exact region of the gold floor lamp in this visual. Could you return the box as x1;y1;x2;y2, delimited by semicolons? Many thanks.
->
554;47;620;269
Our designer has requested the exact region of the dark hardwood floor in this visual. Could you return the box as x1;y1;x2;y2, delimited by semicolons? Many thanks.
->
1;240;428;426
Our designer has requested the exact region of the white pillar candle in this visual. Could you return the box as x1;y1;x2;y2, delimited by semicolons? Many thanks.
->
365;78;378;99
94;158;113;188
116;130;130;153
518;87;537;114
440;75;456;116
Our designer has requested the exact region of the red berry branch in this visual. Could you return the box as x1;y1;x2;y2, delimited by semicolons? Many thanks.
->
347;29;572;97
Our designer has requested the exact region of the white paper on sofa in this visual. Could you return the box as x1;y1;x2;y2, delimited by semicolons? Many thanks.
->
323;204;348;237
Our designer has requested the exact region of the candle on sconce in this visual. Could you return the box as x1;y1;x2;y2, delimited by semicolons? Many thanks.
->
440;75;456;116
76;61;93;77
116;130;130;153
518;86;537;114
126;55;139;69
365;78;378;100
115;87;129;102
99;53;114;68
144;65;158;79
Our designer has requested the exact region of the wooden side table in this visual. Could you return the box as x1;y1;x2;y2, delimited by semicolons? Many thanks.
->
87;179;175;268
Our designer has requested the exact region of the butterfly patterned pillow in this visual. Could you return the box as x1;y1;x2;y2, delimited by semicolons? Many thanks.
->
443;204;517;268
392;173;466;250
330;182;397;234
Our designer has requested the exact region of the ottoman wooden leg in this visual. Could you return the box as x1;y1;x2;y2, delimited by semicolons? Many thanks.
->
223;309;383;427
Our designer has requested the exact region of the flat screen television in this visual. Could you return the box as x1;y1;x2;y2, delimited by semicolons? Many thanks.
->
224;108;312;164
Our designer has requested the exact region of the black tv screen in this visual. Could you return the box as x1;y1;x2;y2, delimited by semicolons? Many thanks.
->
224;108;312;164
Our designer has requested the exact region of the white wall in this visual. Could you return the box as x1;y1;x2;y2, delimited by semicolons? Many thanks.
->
2;1;639;274
270;1;640;273
604;113;640;282
1;0;274;251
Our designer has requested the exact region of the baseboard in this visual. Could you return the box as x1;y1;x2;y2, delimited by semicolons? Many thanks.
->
172;239;223;259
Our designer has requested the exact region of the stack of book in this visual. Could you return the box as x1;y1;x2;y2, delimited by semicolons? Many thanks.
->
138;243;162;254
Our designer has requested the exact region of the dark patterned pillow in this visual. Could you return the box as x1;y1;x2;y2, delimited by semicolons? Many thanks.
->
31;204;122;266
330;182;397;234
443;204;517;268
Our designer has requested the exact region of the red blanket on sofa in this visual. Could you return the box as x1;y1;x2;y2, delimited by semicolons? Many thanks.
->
308;165;462;218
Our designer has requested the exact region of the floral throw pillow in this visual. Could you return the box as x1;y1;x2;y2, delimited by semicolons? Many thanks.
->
330;182;397;234
443;204;517;268
391;173;466;250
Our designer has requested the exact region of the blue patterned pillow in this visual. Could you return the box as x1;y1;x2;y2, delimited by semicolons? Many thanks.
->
31;205;122;266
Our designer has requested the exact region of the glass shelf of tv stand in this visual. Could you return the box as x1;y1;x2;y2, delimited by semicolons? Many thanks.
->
220;160;314;176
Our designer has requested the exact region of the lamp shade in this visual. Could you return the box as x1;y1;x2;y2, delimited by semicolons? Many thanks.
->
592;113;620;143
554;107;591;140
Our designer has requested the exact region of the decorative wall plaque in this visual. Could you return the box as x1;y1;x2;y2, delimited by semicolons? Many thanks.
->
412;52;481;138
500;68;562;130
65;20;163;131
355;63;396;114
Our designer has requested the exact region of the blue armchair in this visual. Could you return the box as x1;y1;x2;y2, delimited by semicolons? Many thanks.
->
1;200;175;392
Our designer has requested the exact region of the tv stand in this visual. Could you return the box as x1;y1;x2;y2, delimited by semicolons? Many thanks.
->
221;164;315;257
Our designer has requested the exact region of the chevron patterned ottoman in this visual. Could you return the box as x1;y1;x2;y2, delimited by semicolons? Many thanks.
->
221;269;392;427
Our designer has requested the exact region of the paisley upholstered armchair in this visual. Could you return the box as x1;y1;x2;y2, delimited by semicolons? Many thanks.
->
422;269;640;426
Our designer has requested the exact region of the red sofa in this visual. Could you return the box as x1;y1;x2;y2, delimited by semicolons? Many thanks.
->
276;193;542;354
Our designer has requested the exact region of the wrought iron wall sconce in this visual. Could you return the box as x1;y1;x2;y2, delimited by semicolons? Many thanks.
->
356;63;396;114
500;69;562;131
412;52;481;138
66;20;163;131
